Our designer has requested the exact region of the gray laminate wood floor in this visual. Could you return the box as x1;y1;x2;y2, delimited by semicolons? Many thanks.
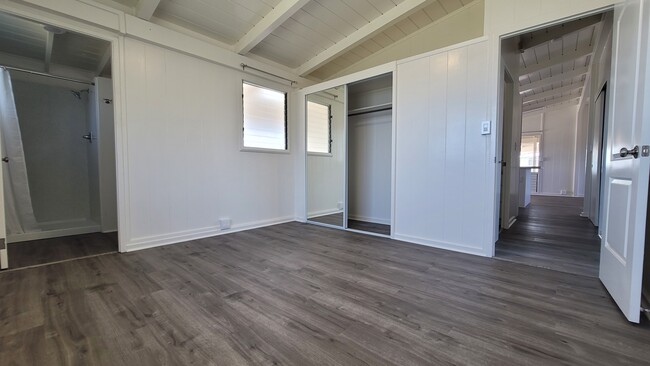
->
7;232;118;269
496;195;600;277
1;222;649;365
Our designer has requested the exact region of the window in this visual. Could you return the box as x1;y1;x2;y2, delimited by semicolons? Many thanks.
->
307;101;331;154
242;82;287;151
520;133;542;168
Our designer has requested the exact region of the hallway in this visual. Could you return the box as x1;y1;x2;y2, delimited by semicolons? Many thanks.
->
496;195;600;277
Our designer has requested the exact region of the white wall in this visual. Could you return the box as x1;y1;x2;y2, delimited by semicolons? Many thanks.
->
12;78;93;225
307;92;345;217
90;77;118;232
522;104;582;196
348;110;392;225
123;38;295;250
500;36;522;228
394;40;489;256
583;13;613;226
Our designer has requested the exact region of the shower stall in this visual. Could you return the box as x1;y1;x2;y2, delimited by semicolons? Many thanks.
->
0;68;116;243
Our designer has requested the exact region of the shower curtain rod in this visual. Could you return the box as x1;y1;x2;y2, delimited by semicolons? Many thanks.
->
0;65;94;86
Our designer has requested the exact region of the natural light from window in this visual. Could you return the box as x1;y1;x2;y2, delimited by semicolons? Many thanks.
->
243;82;287;150
307;101;330;154
520;134;541;168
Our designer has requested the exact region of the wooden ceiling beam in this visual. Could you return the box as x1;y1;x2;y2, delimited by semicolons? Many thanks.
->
523;93;581;112
522;83;584;104
235;0;311;55
44;32;53;73
520;46;593;77
135;0;161;21
295;0;429;77
519;66;589;94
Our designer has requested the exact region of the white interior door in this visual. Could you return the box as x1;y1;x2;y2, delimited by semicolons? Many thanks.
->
599;0;650;323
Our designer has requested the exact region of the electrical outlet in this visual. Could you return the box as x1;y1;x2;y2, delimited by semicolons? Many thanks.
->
219;218;231;230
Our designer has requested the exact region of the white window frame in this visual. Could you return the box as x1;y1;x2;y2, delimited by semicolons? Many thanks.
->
307;101;332;156
241;81;289;153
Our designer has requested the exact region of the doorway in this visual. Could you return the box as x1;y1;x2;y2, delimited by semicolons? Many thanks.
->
494;11;613;277
0;12;118;269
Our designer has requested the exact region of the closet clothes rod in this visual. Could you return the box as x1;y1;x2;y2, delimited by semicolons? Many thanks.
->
0;65;95;85
348;105;392;117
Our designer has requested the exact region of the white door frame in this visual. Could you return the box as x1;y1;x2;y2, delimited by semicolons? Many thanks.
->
0;3;128;254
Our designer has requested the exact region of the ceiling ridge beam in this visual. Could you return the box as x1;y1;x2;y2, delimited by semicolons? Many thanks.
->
135;0;161;21
523;84;584;104
523;94;581;112
235;0;311;55
519;66;589;93
44;32;53;73
520;46;593;77
295;0;429;77
519;14;602;51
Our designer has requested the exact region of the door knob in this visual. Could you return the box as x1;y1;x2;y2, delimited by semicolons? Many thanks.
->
1;157;8;163
620;146;639;158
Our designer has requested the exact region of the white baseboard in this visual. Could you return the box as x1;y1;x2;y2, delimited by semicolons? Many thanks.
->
9;224;102;243
532;193;584;198
393;233;485;257
307;209;342;218
348;214;390;225
125;216;296;252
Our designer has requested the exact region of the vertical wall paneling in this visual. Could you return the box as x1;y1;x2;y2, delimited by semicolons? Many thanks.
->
123;38;295;250
395;40;489;255
394;56;430;237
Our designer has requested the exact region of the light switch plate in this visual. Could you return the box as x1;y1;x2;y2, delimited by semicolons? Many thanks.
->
481;121;491;135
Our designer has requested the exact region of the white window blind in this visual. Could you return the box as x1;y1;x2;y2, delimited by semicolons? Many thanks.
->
520;134;542;168
307;101;330;154
243;82;287;150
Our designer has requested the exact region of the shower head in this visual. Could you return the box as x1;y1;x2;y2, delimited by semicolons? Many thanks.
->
71;89;89;100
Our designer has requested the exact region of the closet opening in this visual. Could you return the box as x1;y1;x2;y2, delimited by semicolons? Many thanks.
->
0;12;118;269
346;73;392;236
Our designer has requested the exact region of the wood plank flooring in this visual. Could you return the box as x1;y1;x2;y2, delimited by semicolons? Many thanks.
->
1;222;649;365
309;213;391;235
496;195;600;277
8;232;118;269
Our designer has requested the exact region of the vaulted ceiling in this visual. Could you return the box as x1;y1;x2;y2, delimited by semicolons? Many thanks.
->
93;0;476;81
518;14;605;113
0;12;111;81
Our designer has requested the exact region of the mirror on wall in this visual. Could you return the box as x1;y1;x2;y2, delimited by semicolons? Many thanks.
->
306;86;346;228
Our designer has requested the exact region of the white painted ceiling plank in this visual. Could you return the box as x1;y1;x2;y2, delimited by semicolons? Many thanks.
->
519;15;602;51
135;0;161;20
296;0;429;76
235;0;311;54
96;44;112;75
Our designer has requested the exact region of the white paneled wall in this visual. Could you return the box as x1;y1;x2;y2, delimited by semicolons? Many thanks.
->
394;40;490;256
123;38;295;250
